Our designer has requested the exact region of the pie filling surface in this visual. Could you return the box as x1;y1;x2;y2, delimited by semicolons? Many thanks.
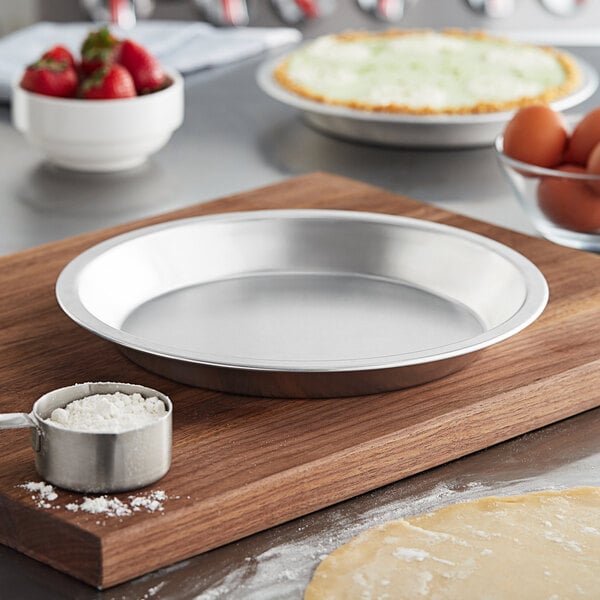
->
274;30;580;115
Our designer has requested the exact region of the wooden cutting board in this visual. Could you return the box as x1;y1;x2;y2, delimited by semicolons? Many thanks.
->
1;173;600;589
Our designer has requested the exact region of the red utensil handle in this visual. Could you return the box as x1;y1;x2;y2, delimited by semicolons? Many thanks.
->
295;0;320;18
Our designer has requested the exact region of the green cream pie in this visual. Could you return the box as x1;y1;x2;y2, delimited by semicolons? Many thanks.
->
274;30;580;115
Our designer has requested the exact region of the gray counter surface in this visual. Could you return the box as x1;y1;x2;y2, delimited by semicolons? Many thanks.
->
0;41;599;600
3;44;600;256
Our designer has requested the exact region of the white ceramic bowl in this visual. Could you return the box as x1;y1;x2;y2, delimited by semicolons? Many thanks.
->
12;68;184;172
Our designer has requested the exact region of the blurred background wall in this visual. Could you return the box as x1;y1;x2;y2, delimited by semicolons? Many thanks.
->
1;0;599;38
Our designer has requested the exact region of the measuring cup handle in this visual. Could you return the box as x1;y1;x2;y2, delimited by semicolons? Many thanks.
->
0;413;35;429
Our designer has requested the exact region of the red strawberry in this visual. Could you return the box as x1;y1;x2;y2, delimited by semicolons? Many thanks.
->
81;64;136;99
41;45;76;69
118;39;166;94
81;26;121;75
20;59;78;98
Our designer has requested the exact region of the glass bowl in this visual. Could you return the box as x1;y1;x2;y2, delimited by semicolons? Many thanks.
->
495;134;600;252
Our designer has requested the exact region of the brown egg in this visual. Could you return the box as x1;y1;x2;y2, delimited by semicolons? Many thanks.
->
537;164;600;233
564;108;600;166
503;105;568;168
585;142;600;194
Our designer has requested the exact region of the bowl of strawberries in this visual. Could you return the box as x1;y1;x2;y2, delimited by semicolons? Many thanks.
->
12;27;183;172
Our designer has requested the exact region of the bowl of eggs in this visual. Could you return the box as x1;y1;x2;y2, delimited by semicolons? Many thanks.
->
495;105;600;252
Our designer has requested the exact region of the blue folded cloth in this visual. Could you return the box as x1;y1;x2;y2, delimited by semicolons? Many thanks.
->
0;20;302;101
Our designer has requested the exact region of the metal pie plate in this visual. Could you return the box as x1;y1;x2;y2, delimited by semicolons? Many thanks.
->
256;52;598;149
56;210;548;397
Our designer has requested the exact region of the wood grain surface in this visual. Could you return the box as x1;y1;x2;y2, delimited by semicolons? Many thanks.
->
1;173;599;589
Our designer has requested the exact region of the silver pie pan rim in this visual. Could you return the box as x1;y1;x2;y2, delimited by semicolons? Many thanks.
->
55;209;549;373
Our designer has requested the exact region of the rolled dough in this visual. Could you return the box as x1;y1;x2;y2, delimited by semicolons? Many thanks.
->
304;487;600;599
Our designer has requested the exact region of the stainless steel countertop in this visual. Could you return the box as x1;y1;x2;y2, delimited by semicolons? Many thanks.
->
0;44;596;257
2;44;600;256
0;40;599;600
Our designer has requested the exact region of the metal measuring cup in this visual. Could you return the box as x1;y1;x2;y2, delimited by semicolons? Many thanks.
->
0;382;172;493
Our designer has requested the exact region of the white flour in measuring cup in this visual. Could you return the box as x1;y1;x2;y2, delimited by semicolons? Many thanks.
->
48;391;167;433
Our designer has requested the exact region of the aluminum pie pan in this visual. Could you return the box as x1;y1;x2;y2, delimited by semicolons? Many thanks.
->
256;52;598;149
56;209;548;397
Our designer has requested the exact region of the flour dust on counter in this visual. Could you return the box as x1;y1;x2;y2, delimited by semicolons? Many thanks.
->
17;481;177;522
304;487;600;600
192;481;498;600
19;481;58;508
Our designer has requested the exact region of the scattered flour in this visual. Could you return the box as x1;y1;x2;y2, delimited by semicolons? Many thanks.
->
66;496;132;517
393;547;430;562
582;526;600;535
190;478;597;600
143;582;166;598
18;481;174;517
19;481;59;508
48;391;167;433
130;490;168;513
543;530;583;553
